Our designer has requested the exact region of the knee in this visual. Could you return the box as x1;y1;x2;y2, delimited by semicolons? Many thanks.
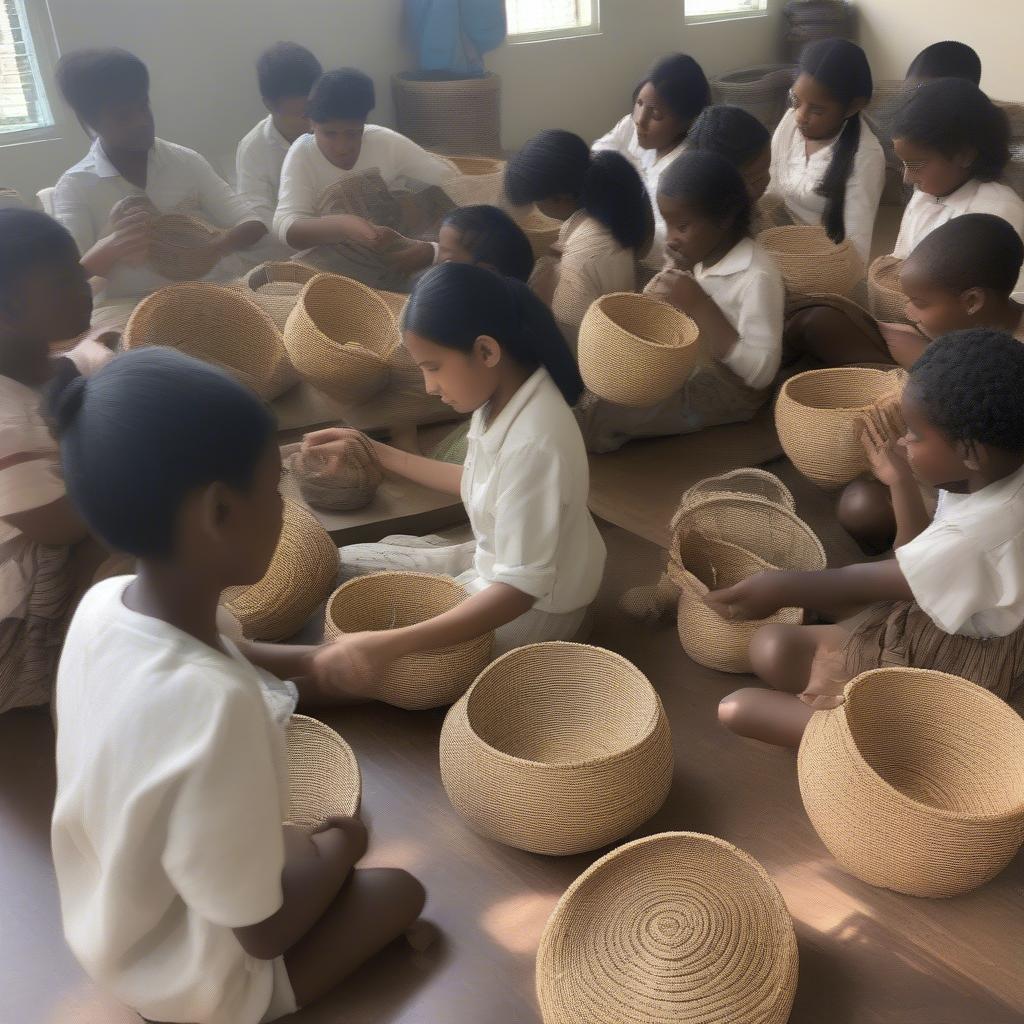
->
837;479;895;554
718;689;758;735
374;867;426;921
748;624;796;682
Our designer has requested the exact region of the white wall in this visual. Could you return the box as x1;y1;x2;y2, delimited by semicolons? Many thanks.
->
1;0;785;201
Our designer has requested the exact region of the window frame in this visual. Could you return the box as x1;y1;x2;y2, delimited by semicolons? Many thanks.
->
683;0;768;26
506;0;601;45
0;0;60;146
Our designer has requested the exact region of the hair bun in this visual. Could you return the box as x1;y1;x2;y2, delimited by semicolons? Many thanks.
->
47;369;88;437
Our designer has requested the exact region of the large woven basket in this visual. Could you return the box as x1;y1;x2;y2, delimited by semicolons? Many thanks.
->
392;72;501;155
775;366;907;489
283;274;397;404
758;224;864;297
285;714;361;829
513;206;563;260
324;572;493;710
440;642;673;856
148;213;226;281
122;282;294;399
283;434;382;512
536;831;798;1023
578;292;700;407
222;499;339;641
799;668;1024;898
867;255;910;324
709;63;798;128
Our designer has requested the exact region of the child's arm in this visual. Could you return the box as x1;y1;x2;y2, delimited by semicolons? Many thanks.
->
234;640;372;706
880;323;930;370
282;213;382;250
663;271;739;363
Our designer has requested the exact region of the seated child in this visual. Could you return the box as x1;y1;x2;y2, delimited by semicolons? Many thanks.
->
305;261;606;676
53;48;267;304
438;204;535;282
905;40;982;88
504;129;652;348
712;330;1024;748
50;347;425;1024
578;150;785;454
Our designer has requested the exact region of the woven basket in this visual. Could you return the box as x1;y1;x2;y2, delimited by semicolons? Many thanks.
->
392;72;501;156
536;831;798;1023
324;572;492;710
513;206;563;261
775;366;907;489
709;63;798;128
240;261;320;331
283;274;397;404
799;668;1024;897
443;155;505;177
439;155;507;208
374;288;409;322
440;642;673;856
758;224;864;297
285;434;382;512
285;714;361;829
222;499;339;641
147;213;226;281
678;467;796;515
867;255;910;324
578;292;700;407
122;282;294;399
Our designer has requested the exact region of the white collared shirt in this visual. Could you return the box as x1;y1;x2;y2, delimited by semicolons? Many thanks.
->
235;114;295;229
693;237;786;390
766;108;886;266
462;368;606;614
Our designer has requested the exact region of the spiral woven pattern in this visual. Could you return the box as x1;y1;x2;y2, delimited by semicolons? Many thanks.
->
775;367;907;489
439;643;673;856
536;831;798;1023
283;274;397;403
324;572;493;710
286;433;382;512
799;668;1024;898
579;292;700;407
678;468;795;516
147;213;226;280
758;224;864;297
867;255;910;324
222;499;339;641
285;714;361;829
392;72;502;155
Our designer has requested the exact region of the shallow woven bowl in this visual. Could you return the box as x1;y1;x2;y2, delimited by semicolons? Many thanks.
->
867;254;910;324
799;668;1024;898
122;282;293;399
324;572;493;710
222;499;339;641
285;714;361;829
440;642;673;856
677;467;795;516
148;213;225;280
578;292;700;407
775;367;907;489
283;274;398;403
758;224;864;297
536;831;798;1023
286;440;382;512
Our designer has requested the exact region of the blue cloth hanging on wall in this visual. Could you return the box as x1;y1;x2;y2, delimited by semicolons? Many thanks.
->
404;0;507;76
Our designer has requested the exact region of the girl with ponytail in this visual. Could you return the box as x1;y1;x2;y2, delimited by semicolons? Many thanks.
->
305;261;606;681
766;38;885;265
504;128;653;346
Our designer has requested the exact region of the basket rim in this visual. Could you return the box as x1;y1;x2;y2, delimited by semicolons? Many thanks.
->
292;273;398;362
779;366;904;413
678;468;796;514
757;224;853;257
585;292;700;352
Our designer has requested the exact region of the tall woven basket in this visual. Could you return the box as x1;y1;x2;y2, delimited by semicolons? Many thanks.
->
798;668;1024;898
867;255;910;324
392;72;501;156
758;224;864;298
536;831;798;1024
440;643;673;856
709;64;797;128
285;715;361;829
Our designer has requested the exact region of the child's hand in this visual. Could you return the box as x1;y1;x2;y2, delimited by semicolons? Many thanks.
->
302;427;376;467
703;571;787;621
379;235;435;275
661;269;708;313
311;631;398;699
859;402;911;487
329;213;382;245
104;209;151;266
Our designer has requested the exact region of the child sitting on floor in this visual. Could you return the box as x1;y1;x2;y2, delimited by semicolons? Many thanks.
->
50;347;424;1024
438;204;535;282
711;330;1024;748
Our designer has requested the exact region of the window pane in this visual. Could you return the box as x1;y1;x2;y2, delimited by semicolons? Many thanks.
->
0;0;53;134
507;0;596;36
685;0;766;18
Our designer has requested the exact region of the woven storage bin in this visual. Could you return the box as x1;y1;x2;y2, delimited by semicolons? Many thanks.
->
536;831;798;1023
678;467;795;515
222;499;338;641
147;213;226;280
799;668;1024;897
775;366;907;489
709;63;797;128
324;572;492;710
513;206;563;261
440;642;673;856
578;292;700;407
283;274;397;404
284;434;382;512
759;224;864;297
122;282;294;400
392;72;501;156
867;255;910;324
285;714;361;829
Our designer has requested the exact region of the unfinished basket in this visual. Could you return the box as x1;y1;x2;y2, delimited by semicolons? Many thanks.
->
513;206;563;260
122;282;294;399
439;642;673;856
578;292;700;407
147;212;226;281
285;714;361;828
867;255;910;324
285;434;382;512
758;224;864;297
536;831;798;1023
324;572;492;710
799;668;1024;898
709;63;797;128
283;274;397;404
678;467;796;515
222;499;339;641
392;72;501;155
775;366;907;489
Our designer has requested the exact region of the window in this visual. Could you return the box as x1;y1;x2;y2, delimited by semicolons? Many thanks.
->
506;0;600;42
684;0;767;24
1;0;53;136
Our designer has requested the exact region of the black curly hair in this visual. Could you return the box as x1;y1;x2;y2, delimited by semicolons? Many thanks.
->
910;330;1024;452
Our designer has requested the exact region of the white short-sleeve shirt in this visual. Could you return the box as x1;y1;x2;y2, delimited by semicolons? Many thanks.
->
767;108;886;266
896;462;1024;638
461;368;606;613
236;115;294;229
51;578;298;1024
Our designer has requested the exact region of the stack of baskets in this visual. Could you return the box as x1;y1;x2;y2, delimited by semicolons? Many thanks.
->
758;224;865;298
392;72;502;155
283;434;383;513
867;255;910;323
709;64;797;129
285;715;362;829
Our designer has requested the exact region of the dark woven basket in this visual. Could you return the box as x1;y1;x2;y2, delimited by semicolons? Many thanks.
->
710;64;797;129
392;72;501;156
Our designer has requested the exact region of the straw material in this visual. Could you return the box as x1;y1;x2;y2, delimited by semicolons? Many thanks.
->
758;224;864;298
122;282;294;399
513;206;562;261
222;499;339;641
324;572;493;710
775;367;908;489
284;434;382;512
235;261;320;331
709;63;798;128
440;642;673;856
392;72;502;156
578;292;700;407
867;255;910;324
798;668;1024;898
374;289;409;322
283;274;397;403
678;467;796;515
536;831;798;1023
285;714;361;829
147;213;226;280
444;155;505;177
